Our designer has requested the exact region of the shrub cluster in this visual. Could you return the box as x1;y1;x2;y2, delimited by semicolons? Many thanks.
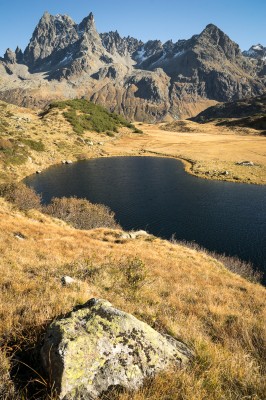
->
0;182;42;211
0;183;120;230
43;197;120;230
49;99;143;135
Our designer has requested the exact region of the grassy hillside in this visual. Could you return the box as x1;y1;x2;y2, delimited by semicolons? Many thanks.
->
0;100;141;184
191;94;266;134
0;198;265;399
0;99;265;399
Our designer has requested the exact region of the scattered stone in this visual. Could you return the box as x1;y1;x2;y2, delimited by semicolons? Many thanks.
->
129;230;150;239
14;232;26;240
61;276;78;286
65;160;73;164
120;230;150;240
36;170;42;174
41;299;193;400
236;161;254;166
120;232;131;239
87;141;94;146
221;170;229;176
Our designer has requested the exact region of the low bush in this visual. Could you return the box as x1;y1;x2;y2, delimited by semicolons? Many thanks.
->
171;238;263;283
22;139;45;152
0;182;42;211
49;99;140;135
0;138;13;150
43;197;120;230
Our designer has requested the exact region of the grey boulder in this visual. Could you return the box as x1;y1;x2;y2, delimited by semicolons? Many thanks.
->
41;298;193;399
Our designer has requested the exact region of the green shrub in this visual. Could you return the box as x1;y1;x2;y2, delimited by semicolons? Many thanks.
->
106;131;115;137
133;128;144;134
43;197;120;230
22;139;45;152
0;182;42;211
49;99;140;135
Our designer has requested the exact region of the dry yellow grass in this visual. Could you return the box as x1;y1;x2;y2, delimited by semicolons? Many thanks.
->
0;198;265;399
0;100;265;185
0;100;265;398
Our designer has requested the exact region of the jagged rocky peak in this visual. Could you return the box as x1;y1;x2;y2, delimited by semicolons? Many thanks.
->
4;48;17;64
100;30;142;57
133;40;163;65
23;11;78;68
243;44;266;60
197;23;241;59
15;46;23;63
78;12;96;34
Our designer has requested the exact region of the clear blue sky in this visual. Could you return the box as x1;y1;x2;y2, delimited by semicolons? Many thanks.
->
0;0;265;57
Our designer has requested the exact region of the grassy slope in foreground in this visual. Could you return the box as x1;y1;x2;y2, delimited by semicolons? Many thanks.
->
0;198;265;399
0;99;265;398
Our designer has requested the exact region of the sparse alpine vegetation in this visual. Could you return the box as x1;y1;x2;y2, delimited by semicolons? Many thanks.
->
48;99;143;135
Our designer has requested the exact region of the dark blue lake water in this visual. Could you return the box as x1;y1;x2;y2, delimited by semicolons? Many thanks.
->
24;156;266;277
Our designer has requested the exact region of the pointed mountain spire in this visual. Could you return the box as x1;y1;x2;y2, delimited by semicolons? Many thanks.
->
15;46;23;63
79;12;96;33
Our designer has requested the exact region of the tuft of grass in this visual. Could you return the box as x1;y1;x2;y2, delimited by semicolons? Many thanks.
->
170;238;263;283
21;139;45;152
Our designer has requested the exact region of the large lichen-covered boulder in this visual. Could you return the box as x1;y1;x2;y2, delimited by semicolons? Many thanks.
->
41;299;193;399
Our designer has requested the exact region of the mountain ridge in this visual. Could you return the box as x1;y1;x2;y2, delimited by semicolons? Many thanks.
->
0;12;265;121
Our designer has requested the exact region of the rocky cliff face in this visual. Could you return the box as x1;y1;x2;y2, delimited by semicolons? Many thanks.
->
0;12;265;121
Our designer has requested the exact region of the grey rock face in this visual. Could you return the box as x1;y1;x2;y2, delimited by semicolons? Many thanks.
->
24;12;79;70
4;48;17;64
101;31;142;57
41;299;193;400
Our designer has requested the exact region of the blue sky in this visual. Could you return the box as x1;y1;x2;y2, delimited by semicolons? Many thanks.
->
0;0;265;57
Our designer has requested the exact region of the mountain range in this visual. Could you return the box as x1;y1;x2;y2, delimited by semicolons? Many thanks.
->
0;12;265;121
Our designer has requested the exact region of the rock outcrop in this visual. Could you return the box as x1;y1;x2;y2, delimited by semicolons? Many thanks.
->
0;12;265;120
41;298;192;399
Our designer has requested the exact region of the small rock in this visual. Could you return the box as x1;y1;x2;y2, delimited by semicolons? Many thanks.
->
36;170;42;174
14;232;26;240
236;161;254;166
61;276;77;286
120;230;150;240
120;233;131;239
129;230;149;239
65;160;73;164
